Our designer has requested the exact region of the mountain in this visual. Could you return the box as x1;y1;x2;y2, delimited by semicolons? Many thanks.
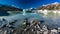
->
0;4;23;16
0;4;23;11
38;2;60;10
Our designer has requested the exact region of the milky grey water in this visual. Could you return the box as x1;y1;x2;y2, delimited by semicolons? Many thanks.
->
43;14;60;28
0;13;60;28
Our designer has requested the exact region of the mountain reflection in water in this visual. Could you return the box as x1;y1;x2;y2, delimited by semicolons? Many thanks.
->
0;12;9;16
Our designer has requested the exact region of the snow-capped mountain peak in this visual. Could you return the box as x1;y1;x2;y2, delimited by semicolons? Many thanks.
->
51;2;60;5
38;2;60;10
42;4;47;6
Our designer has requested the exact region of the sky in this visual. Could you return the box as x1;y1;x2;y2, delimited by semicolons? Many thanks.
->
0;0;60;9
